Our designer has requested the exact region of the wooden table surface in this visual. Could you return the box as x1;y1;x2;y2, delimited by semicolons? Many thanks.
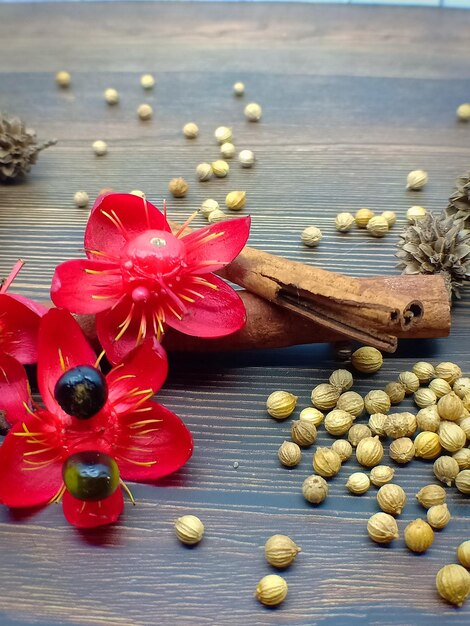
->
1;3;470;625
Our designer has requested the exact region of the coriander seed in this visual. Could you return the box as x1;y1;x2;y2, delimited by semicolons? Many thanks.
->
140;73;155;89
384;413;410;439
370;465;395;487
92;140;107;156
404;519;434;553
377;483;406;516
168;177;189;198
366;216;389;238
414;387;437;409
454;378;470;399
299;407;324;426
346;472;370;495
301;226;322;247
413;361;435;384
429;378;452;398
266;391;298;420
368;413;388;437
313;447;342;478
214;126;232;145
302;474;328;504
389;437;415;464
436;564;470;607
456;469;470;494
356;436;384;468
414;431;442;459
329;369;353;392
398;371;420;395
348;424;372;447
453;448;470;470
200;198;219;218
137;103;153;120
311;384;340;410
225;191;246;211
364;390;391;415
427;503;451;530
337;391;364;417
291;420;317;447
73;191;89;208
385;382;406;405
238;149;255;168
233;81;245;96
256;574;288;607
220;142;235;159
104;88;119;105
211;160;229;178
381;211;397;227
351;346;383;373
367;512;399;544
437;392;464;421
55;70;71;88
324;409;353;436
416;406;441;432
457;541;470;569
331;439;353;462
175;515;204;545
416;484;446;509
130;190;145;198
208;209;226;224
355;208;375;228
438;421;466;452
406;206;427;222
435;361;462;384
406;169;428;191
335;212;355;232
457;103;470;122
278;441;301;467
183;122;199;139
264;535;301;569
196;163;213;182
244;102;262;122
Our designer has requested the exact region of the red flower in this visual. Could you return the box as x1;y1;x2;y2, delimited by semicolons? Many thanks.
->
0;309;193;528
0;260;46;365
50;193;250;363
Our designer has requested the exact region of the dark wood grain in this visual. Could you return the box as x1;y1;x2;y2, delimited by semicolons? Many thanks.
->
0;3;470;625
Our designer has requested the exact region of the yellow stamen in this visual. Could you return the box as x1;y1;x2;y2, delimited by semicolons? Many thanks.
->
191;276;219;290
114;302;135;342
94;349;106;369
120;480;136;506
117;456;157;467
24;447;55;457
129;418;163;429
179;294;196;303
166;304;182;321
58;348;66;373
175;211;199;238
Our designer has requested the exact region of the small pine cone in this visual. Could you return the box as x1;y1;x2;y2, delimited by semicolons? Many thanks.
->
396;212;470;301
0;112;56;182
447;171;470;229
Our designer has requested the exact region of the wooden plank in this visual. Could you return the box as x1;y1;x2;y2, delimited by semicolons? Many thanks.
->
0;3;469;624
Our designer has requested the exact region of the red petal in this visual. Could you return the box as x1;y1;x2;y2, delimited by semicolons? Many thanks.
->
0;293;42;364
85;193;169;261
182;216;250;274
51;259;123;314
38;309;97;414
62;487;123;528
0;353;31;425
166;275;246;338
0;415;63;507
95;296;142;365
116;401;193;481
107;339;168;414
8;294;48;317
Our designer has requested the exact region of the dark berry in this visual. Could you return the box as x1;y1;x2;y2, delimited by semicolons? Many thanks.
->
54;365;107;419
62;451;119;501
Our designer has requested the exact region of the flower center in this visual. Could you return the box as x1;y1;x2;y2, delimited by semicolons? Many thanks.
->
121;230;186;303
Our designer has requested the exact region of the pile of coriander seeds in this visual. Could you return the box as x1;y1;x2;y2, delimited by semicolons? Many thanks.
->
264;348;470;609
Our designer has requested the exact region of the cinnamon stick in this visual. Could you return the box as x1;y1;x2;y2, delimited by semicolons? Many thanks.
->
72;273;450;353
169;219;426;352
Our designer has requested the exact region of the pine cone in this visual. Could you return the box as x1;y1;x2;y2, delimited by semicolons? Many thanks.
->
0;112;56;183
396;212;470;301
447;171;470;228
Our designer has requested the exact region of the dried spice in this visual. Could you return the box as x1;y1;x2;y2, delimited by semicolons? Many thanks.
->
140;74;155;89
412;361;435;384
196;163;213;182
313;447;342;478
370;465;395;487
438;393;464;422
456;104;470;122
457;541;470;569
427;504;451;530
381;211;397;227
104;88;119;105
367;512;399;544
430;377;453;398
416;406;441;432
406;206;427;222
264;534;301;569
214;126;232;145
137;104;153;120
385;382;406;405
436;362;463;385
436;564;470;607
454;377;470;399
404;519;434;553
324;409;353;436
302;474;328;504
456;469;470;494
335;212;355;232
368;413;388;437
355;208;375;228
225;191;246;211
220;142;235;159
396;213;470;301
346;472;370;495
278;441;301;467
211;160;229;178
414;431;442;459
416;484;446;509
367;216;389;238
175;515;204;545
266;391;298;420
364;390;391;415
311;384;340;410
0;112;56;182
447;170;470;228
329;369;353;392
55;70;71;87
406;169;428;190
348;424;372;447
244;102;262;122
389;437;415;464
433;455;460;486
384;413;410;439
351;347;383;373
438;421;466;452
331;439;353;462
414;387;437;409
168;177;189;198
337;391;364;417
92;140;107;156
182;122;199;139
291;420;317;447
256;575;288;606
200;198;220;218
398;371;420;395
453;448;470;470
356;436;384;468
238;149;255;168
299;407;324;426
208;209;227;224
301;226;322;247
377;483;406;516
233;82;245;96
74;191;89;208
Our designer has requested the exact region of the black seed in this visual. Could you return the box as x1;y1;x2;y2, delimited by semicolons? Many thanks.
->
54;365;108;419
63;451;119;501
